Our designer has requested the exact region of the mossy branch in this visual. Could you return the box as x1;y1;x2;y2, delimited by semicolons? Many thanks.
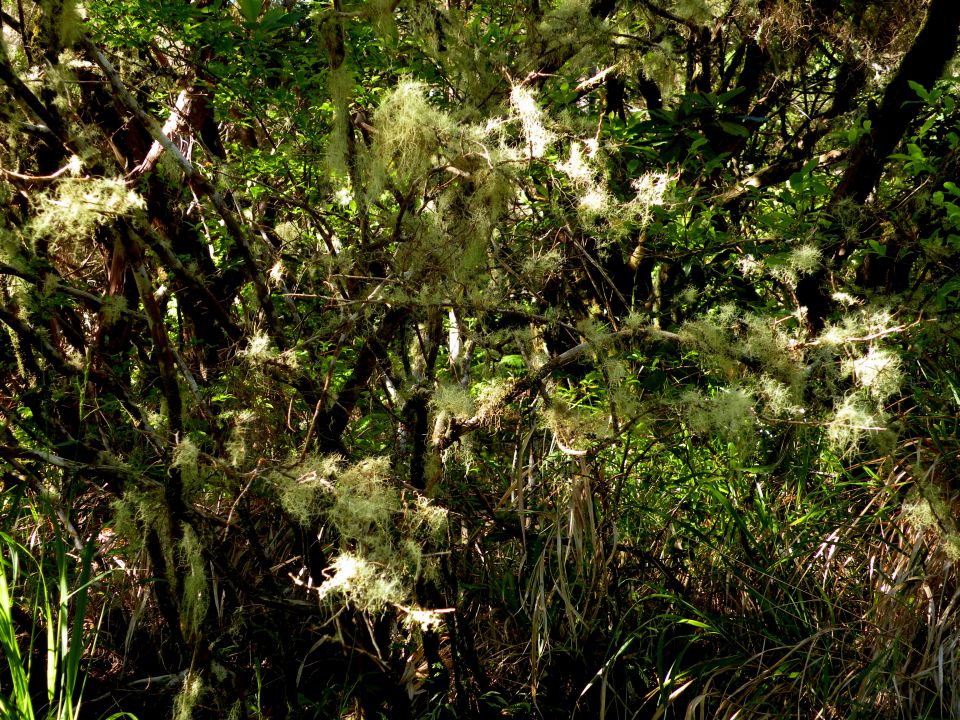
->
82;37;281;337
438;326;679;450
313;307;408;452
0;303;164;451
0;50;70;146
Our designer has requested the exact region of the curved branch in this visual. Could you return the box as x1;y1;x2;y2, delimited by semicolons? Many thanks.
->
833;0;960;204
439;326;679;450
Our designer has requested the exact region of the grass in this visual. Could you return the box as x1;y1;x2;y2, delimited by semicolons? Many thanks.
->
0;494;132;720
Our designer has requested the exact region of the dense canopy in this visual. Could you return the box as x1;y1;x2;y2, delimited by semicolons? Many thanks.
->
2;0;960;718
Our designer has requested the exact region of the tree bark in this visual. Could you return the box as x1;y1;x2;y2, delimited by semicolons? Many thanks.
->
833;0;960;204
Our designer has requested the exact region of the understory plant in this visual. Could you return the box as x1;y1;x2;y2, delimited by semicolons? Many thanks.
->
0;496;125;720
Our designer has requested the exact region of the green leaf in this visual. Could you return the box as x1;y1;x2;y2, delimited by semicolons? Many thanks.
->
908;80;930;101
801;156;819;174
717;120;749;137
498;354;526;370
239;0;260;24
937;278;960;309
678;618;714;631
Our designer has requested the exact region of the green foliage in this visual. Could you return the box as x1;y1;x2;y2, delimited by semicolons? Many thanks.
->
0;501;109;720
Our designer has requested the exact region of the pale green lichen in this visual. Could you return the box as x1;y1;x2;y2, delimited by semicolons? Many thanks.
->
171;435;200;497
556;141;595;185
367;0;398;40
831;291;863;307
99;295;127;327
410;494;448;541
400;606;449;632
179;524;208;642
329;456;397;539
768;244;821;286
369;80;454;195
826;393;886;453
682;387;756;442
643;39;681;99
474;378;514;422
277;455;340;525
740;314;803;385
431;382;475;421
759;375;804;418
225;409;256;467
511;85;554;159
314;552;401;611
679;305;741;376
579;186;612;216
842;346;902;401
240;332;275;363
284;453;448;618
904;480;960;561
821;308;897;346
172;670;203;720
407;4;441;55
110;486;177;600
40;0;84;53
788;244;822;275
672;0;722;25
325;65;354;177
630;172;672;210
29;178;144;250
521;247;564;282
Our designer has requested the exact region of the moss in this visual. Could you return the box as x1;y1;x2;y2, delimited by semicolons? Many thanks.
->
179;524;208;642
29;178;145;253
511;85;554;159
172;436;201;498
172;671;203;720
826;393;886;453
369;80;454;196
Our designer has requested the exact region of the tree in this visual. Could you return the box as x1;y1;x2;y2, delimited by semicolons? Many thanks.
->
1;0;960;717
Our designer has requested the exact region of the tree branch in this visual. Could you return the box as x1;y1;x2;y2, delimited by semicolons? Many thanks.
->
833;0;960;204
82;37;281;337
439;326;679;450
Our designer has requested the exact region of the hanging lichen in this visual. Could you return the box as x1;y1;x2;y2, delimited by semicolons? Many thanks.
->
178;524;208;643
